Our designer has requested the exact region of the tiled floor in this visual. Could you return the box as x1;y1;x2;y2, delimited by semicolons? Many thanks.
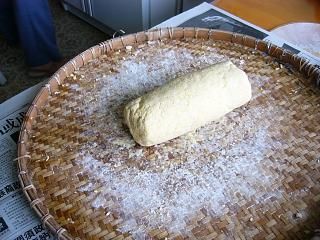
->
0;0;109;103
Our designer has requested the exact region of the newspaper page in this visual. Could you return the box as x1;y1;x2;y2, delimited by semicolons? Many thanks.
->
0;83;54;240
0;2;319;240
155;2;320;66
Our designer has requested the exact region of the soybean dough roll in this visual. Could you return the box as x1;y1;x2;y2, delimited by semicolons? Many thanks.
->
124;60;251;146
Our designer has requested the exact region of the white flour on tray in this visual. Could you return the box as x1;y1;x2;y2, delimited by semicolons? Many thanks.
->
75;43;285;238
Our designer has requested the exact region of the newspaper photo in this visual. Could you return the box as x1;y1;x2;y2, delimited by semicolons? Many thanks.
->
180;9;268;39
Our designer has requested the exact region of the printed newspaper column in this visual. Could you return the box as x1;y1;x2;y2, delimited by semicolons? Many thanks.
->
0;83;54;240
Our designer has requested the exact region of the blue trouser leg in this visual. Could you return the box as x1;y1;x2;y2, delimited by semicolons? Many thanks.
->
14;0;62;67
0;0;19;45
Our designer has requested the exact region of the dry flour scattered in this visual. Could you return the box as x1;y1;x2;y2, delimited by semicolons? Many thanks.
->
76;43;288;238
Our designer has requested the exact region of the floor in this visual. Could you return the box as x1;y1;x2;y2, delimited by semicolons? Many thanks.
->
0;0;109;103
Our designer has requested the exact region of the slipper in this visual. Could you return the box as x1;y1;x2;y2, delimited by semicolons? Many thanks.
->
28;68;55;78
28;57;70;78
28;62;56;78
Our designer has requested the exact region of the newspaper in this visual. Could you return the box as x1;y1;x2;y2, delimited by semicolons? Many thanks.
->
0;2;318;240
0;82;54;240
155;2;320;66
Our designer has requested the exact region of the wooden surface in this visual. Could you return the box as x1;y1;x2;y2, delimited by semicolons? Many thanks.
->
213;0;320;30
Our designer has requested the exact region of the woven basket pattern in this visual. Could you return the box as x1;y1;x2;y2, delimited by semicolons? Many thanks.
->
18;28;320;240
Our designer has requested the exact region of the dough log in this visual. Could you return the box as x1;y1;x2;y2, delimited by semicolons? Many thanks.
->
123;61;251;146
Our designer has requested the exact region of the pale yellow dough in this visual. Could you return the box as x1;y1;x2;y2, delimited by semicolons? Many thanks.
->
123;61;251;146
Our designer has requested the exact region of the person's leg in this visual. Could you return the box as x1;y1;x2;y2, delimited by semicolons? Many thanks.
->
0;0;19;45
14;0;62;67
0;0;17;85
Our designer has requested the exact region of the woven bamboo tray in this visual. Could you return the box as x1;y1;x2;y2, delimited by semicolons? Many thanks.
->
18;28;320;240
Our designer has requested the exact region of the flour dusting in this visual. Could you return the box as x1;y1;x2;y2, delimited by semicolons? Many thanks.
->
75;43;285;238
79;105;280;238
